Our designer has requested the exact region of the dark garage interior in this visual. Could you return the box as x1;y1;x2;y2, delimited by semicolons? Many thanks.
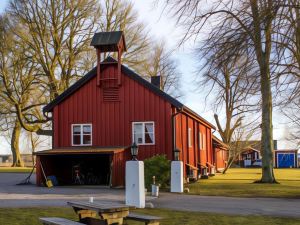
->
40;154;111;186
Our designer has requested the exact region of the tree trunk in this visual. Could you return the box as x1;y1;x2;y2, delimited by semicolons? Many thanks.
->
222;157;234;174
260;58;275;183
11;120;24;167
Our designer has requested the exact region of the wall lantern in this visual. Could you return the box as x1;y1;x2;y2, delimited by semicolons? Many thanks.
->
174;148;181;161
131;142;139;160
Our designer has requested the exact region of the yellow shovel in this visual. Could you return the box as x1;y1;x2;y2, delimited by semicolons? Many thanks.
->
40;162;53;188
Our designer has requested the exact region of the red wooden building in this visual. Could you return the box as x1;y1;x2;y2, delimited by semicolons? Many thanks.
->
35;31;215;187
212;136;228;172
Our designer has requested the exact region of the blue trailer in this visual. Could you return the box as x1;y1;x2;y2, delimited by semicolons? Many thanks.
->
275;150;298;168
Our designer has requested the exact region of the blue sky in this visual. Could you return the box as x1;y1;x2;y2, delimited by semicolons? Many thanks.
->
0;0;8;13
0;0;296;154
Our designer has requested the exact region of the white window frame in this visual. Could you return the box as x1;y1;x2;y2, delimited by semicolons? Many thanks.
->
188;128;192;147
199;132;202;150
202;133;206;149
132;121;155;145
71;124;92;146
199;132;206;150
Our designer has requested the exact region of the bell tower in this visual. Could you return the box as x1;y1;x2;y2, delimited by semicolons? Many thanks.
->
90;31;126;87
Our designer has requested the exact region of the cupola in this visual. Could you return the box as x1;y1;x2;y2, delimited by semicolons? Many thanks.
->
90;31;126;87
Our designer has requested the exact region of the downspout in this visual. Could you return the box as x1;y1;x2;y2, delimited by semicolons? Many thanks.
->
172;107;182;160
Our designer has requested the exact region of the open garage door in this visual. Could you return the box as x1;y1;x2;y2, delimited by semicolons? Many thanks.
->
39;154;111;185
35;147;127;186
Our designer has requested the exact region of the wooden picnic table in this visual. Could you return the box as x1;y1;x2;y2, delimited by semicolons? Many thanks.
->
67;201;134;225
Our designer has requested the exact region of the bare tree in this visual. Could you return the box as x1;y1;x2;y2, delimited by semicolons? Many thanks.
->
5;0;153;135
142;42;182;97
4;0;100;135
161;0;297;183
228;123;258;170
99;0;151;71
0;15;43;166
196;30;261;173
0;0;182;164
274;0;300;145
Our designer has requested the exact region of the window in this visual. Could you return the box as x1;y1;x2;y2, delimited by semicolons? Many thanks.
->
203;133;206;149
132;122;155;145
199;132;202;150
199;132;206;150
72;124;92;146
188;128;192;147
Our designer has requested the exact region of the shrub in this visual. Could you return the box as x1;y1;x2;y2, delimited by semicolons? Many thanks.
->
144;155;170;189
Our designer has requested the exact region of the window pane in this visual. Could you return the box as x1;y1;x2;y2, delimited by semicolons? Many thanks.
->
83;135;91;144
73;135;81;145
199;132;202;150
203;134;206;149
83;125;91;134
134;133;143;144
145;123;154;133
73;126;81;135
145;133;154;144
188;128;192;147
134;123;143;134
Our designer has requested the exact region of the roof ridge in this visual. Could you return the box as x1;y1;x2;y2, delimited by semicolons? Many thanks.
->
43;56;215;129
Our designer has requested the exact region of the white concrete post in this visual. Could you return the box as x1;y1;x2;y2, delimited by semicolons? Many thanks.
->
125;161;145;208
171;161;183;193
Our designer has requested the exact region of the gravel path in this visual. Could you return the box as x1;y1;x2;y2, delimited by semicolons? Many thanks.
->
1;173;299;218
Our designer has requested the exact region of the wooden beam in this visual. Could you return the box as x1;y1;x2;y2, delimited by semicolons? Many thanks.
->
97;48;101;87
118;48;121;86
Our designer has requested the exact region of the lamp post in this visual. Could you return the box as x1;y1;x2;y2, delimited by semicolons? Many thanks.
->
131;142;139;160
174;148;181;161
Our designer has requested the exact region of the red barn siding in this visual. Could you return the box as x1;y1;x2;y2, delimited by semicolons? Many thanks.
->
51;64;173;186
38;61;216;187
53;64;173;159
112;150;131;187
174;110;213;179
199;124;208;166
215;147;227;170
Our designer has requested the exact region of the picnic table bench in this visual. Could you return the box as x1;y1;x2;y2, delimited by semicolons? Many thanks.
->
125;213;162;225
39;217;85;225
68;201;132;225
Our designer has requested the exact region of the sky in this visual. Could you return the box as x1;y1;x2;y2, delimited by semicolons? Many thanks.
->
0;0;297;154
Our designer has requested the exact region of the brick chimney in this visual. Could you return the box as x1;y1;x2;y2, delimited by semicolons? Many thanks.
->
151;76;161;89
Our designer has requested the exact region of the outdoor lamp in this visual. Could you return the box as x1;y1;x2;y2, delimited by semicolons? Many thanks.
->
174;148;181;161
131;142;139;160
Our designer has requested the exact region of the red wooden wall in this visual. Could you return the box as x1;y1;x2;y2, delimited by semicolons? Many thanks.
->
53;63;173;159
51;63;173;186
174;112;213;177
42;62;215;187
214;147;227;171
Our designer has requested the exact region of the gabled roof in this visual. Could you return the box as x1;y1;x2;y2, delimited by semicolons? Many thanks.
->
212;135;229;150
43;57;215;129
90;31;127;51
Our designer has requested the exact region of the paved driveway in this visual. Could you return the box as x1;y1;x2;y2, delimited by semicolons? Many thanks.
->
0;173;125;207
1;173;300;218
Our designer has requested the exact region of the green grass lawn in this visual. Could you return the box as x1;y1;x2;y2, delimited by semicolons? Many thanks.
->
0;167;34;173
0;207;299;225
187;168;300;198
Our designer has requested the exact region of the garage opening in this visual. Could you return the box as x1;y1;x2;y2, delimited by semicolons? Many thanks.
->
40;154;111;186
